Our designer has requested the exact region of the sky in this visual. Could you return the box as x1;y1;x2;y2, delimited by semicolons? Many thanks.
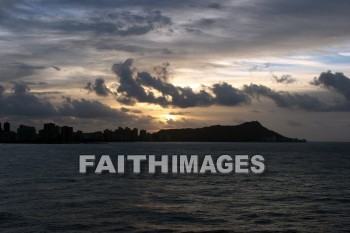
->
1;0;350;141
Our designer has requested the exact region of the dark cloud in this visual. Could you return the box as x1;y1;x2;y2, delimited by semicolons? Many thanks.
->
2;0;350;75
0;83;57;117
0;83;133;121
120;107;142;114
185;27;202;34
51;66;61;71
207;2;222;9
1;6;171;36
197;18;216;26
243;83;350;112
85;78;111;97
273;74;296;84
0;85;5;96
1;0;350;62
112;59;250;108
0;63;60;81
212;82;250;106
243;83;326;111
58;98;130;119
311;71;350;101
12;82;31;94
112;58;162;105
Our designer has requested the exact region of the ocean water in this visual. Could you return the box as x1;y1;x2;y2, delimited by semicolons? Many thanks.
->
0;142;349;233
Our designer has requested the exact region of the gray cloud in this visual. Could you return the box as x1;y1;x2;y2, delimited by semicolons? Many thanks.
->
207;2;222;9
0;85;5;96
311;71;350;101
1;0;350;77
1;5;171;36
12;82;31;94
243;83;350;112
0;63;60;81
0;83;133;120
111;59;250;108
85;78;111;97
273;74;296;84
120;107;142;114
212;82;250;106
58;97;130;119
0;82;57;117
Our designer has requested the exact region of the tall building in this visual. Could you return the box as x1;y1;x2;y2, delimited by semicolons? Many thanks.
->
103;129;114;141
40;123;60;142
124;127;132;141
17;125;37;141
140;129;147;141
132;128;138;141
1;122;16;142
4;122;10;132
61;126;73;142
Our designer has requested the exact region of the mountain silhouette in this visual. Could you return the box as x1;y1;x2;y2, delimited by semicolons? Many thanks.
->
155;121;306;142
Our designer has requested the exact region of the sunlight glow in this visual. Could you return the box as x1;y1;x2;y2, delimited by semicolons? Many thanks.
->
164;114;176;121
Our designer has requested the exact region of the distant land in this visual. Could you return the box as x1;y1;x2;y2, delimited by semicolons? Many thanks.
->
156;121;306;142
0;121;306;143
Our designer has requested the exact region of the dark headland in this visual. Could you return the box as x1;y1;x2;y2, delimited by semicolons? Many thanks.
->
156;121;306;142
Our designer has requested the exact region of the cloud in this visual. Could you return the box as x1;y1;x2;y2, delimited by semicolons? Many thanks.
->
162;117;205;129
0;84;5;95
111;59;250;108
0;82;57;117
243;83;350;112
1;0;350;67
338;52;350;57
1;6;171;36
12;82;31;94
0;63;60;81
311;71;350;101
211;82;250;106
0;83;133;121
85;78;111;97
287;120;303;127
120;107;142;114
207;2;222;9
168;111;189;115
273;74;296;84
58;97;130;119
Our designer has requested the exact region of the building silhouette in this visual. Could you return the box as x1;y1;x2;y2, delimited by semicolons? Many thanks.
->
17;125;37;142
61;126;73;142
4;122;10;132
39;123;60;142
139;129;147;141
0;122;16;142
132;128;138;141
0;121;173;143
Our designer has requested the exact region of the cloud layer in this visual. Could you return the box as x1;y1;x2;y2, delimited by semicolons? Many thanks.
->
109;59;250;108
0;82;131;120
86;60;350;112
